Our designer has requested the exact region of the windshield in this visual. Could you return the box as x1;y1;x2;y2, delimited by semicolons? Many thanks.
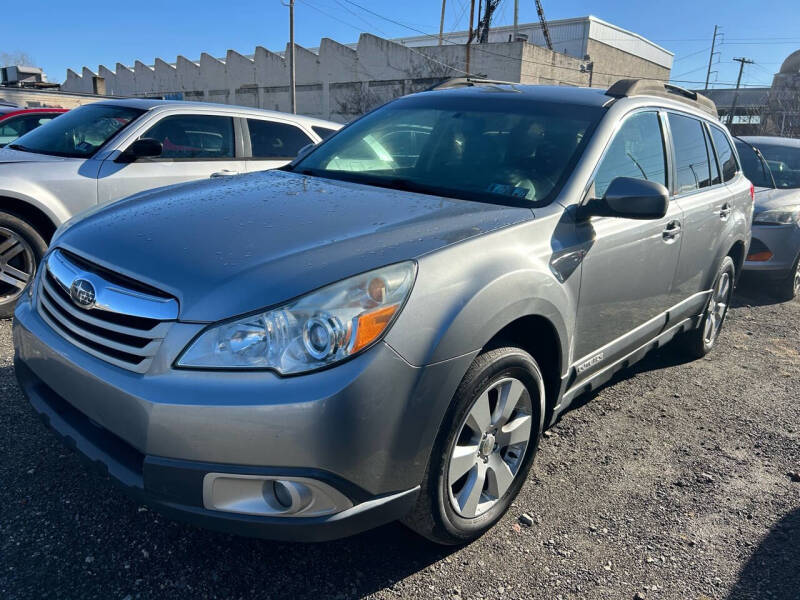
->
735;140;774;188
293;93;603;205
9;104;143;158
751;142;800;189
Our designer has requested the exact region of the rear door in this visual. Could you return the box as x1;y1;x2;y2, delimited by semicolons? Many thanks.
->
96;112;244;203
243;117;316;173
573;109;684;369
670;114;732;321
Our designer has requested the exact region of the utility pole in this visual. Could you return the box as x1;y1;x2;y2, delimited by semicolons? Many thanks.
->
466;0;475;75
704;25;722;91
513;0;519;41
289;0;296;114
439;0;447;45
728;57;753;128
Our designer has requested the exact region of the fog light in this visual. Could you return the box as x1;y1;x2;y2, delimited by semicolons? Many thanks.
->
267;480;313;514
202;473;353;517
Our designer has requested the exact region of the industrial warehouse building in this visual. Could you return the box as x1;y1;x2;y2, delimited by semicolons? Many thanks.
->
58;15;672;123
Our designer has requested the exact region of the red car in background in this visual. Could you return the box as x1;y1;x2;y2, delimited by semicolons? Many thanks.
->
0;106;67;147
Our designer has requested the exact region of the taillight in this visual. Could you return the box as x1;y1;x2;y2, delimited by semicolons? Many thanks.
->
749;183;755;202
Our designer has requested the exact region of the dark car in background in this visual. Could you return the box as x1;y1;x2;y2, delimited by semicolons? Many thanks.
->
0;107;67;147
736;136;800;299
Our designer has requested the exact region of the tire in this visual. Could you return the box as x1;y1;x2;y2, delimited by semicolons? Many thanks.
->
772;255;800;301
403;346;545;545
0;211;47;319
679;255;735;359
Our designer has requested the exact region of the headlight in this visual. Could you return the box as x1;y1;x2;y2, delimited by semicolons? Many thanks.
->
176;262;416;373
753;205;800;226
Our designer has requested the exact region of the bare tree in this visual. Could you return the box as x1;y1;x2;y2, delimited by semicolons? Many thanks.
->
0;51;35;67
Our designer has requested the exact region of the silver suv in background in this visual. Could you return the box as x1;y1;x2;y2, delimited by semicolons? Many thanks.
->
735;136;800;299
13;79;752;544
0;100;341;316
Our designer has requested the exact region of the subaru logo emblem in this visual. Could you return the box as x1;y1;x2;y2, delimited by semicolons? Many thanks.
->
70;278;96;309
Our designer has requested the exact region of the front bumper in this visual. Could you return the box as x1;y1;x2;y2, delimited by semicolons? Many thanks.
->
743;223;800;277
13;297;475;541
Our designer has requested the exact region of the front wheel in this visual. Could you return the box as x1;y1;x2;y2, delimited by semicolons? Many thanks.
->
403;347;545;545
0;212;47;319
679;255;735;359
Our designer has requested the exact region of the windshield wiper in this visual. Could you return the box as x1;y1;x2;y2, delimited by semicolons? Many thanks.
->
8;143;32;153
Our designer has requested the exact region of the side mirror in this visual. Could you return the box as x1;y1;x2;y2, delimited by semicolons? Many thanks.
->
117;138;163;163
578;177;669;220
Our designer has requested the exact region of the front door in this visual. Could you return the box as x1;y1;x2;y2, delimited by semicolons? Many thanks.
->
97;113;243;204
573;110;683;372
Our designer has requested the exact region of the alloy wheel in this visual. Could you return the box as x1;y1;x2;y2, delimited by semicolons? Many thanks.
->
447;377;533;518
0;227;35;305
703;270;731;345
793;261;800;297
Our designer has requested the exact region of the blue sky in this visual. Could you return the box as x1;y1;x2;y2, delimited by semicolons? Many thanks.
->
6;0;800;89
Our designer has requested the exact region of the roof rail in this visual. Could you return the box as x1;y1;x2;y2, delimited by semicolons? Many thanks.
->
427;77;519;91
605;79;718;118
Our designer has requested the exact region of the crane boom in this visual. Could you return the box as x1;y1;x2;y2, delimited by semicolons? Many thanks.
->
534;0;553;51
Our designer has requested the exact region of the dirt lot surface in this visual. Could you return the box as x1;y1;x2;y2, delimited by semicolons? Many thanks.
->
1;283;798;600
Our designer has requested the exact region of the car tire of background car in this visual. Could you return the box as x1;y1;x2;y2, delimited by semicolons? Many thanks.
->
679;255;736;359
0;211;46;319
403;346;545;545
773;255;800;302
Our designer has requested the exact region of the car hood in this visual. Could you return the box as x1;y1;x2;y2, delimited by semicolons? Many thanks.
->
754;186;800;213
56;170;532;322
0;147;80;164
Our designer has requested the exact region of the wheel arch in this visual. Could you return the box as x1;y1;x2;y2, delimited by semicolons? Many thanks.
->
0;195;59;243
483;314;564;426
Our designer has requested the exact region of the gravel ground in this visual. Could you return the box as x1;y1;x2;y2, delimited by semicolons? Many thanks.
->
1;282;798;600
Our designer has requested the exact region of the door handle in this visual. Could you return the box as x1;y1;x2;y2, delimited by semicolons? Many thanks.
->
719;203;732;220
210;170;240;178
662;220;682;241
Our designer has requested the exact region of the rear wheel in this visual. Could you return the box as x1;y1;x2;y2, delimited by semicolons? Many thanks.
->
679;255;735;359
0;212;47;319
403;347;545;545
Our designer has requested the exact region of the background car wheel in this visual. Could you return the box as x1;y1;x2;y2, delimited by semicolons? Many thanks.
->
679;255;735;359
773;255;800;301
0;212;47;319
403;346;545;545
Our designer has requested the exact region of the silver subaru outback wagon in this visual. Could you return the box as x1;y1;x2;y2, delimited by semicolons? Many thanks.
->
13;79;752;545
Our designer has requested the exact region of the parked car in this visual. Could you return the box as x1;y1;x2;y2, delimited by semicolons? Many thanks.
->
0;99;341;317
13;79;752;545
0;107;67;147
735;136;800;299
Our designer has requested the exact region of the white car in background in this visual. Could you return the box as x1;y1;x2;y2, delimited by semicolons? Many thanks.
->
0;99;341;316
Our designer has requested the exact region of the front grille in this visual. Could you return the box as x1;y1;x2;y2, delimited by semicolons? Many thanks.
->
36;250;179;373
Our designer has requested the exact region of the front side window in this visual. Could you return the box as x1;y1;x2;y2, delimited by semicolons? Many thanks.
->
593;111;667;198
7;104;143;158
294;94;603;205
312;125;338;140
247;119;313;159
141;114;235;159
669;113;712;194
734;140;774;188
747;142;800;189
710;127;739;182
0;116;29;146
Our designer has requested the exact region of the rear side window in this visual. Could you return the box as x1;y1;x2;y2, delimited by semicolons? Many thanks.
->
141;114;235;159
593;111;667;198
710;127;739;182
668;113;712;194
247;119;313;159
312;125;337;140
